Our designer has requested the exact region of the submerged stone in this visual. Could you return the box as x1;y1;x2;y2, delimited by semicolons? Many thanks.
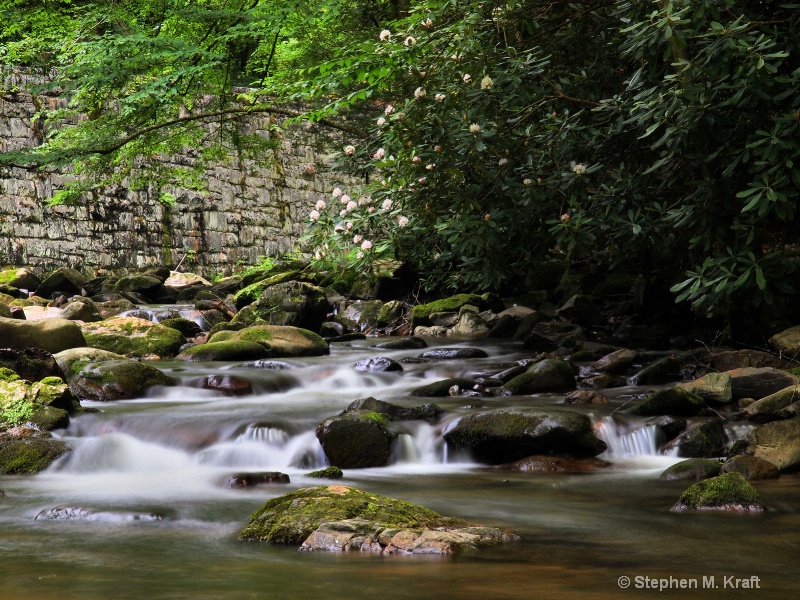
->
316;412;393;469
305;466;344;479
660;459;722;481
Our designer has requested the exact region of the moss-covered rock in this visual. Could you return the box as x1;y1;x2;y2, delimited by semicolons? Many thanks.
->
81;316;186;358
720;455;780;480
443;408;606;464
660;459;722;481
338;300;384;333
232;281;328;332
35;267;86;299
61;297;103;322
739;385;800;422
0;371;80;429
500;358;576;395
343;397;443;423
662;419;729;458
240;485;460;544
0;267;40;291
174;341;269;362
232;270;302;309
671;472;765;511
0;316;86;354
0;348;65;382
160;317;203;338
626;387;710;417
55;347;175;401
305;466;344;479
208;325;329;358
412;294;490;327
371;336;427;351
0;437;71;474
677;372;733;405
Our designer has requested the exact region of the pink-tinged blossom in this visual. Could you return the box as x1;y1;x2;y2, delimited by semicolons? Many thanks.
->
369;206;376;213
340;194;351;205
374;148;386;159
315;200;326;210
418;177;426;183
379;30;391;41
404;36;416;46
561;213;570;223
385;104;394;115
353;234;363;244
346;221;353;230
463;73;472;83
377;117;386;126
398;216;409;227
357;251;364;259
346;201;357;212
434;145;442;152
309;210;320;221
344;145;355;156
435;93;446;102
382;199;393;210
426;163;435;170
332;187;342;198
412;156;421;163
414;87;426;99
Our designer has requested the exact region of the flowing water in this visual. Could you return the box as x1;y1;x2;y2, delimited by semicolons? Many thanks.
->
1;340;798;599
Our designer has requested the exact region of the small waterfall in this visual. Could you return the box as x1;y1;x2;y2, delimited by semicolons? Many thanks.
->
391;423;444;464
593;416;659;458
196;429;326;470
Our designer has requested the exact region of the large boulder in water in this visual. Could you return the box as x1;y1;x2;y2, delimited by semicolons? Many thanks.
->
661;419;728;458
343;397;443;423
500;358;576;395
239;485;516;555
747;417;800;470
626;387;711;417
232;281;329;332
175;341;271;362
55;348;175;401
81;316;186;358
443;408;606;464
316;412;393;468
0;316;86;354
671;472;765;512
0;434;71;474
0;369;79;430
208;325;329;358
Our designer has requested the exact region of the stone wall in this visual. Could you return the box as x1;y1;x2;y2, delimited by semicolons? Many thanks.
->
0;70;354;277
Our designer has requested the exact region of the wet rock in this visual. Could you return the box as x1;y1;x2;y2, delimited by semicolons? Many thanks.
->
443;408;606;464
651;415;687;443
9;305;26;319
61;298;103;322
491;365;527;383
429;312;459;327
113;274;164;300
411;294;491;327
0;316;86;354
55;347;175;401
671;472;765;512
486;314;521;339
511;312;548;341
320;322;345;338
239;485;516;555
747;417;800;470
305;466;344;479
727;367;797;400
410;378;480;397
581;374;627;389
0;267;40;291
338;300;384;333
227;472;291;488
662;419;728;458
564;390;608;405
353;357;403;372
326;333;367;343
626;387;711;417
95;298;137;319
0;437;71;474
200;375;253;396
708;349;790;371
232;271;305;309
344;397;443;423
208;325;330;358
448;306;490;338
371;336;428;350
678;372;732;404
500;359;576;395
768;325;800;360
420;347;489;360
629;355;682;385
0;370;79;430
232;281;329;332
160;317;203;338
413;325;448;337
739;385;800;422
81;317;186;359
35;507;163;522
588;349;639;374
720;455;779;480
176;341;270;362
659;459;722;481
238;360;294;370
0;348;65;382
316;412;393;469
497;455;611;473
35;267;86;299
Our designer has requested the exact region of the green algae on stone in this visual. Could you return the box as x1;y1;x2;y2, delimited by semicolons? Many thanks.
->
672;472;765;511
209;325;329;358
626;387;710;417
233;270;302;309
660;459;722;481
239;485;462;544
305;466;344;479
0;438;71;474
175;341;271;362
411;294;489;326
81;316;186;358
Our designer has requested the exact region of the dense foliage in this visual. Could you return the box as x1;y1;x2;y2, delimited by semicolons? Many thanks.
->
1;1;799;321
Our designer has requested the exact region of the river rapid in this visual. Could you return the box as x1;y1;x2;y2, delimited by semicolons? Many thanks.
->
1;339;797;599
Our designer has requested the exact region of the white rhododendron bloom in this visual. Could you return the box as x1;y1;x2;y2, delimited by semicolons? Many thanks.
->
398;216;409;228
379;30;391;41
340;194;351;204
374;148;386;159
344;145;355;156
346;201;357;212
469;123;481;134
481;75;494;90
412;156;421;163
377;117;386;126
404;36;416;46
414;87;426;98
346;221;353;230
498;158;508;166
523;178;532;186
382;199;393;210
463;73;472;83
422;18;433;29
385;104;394;115
426;163;435;170
332;187;342;198
315;200;326;210
357;251;364;259
435;93;446;102
353;235;363;244
309;210;320;221
572;163;587;175
361;240;373;250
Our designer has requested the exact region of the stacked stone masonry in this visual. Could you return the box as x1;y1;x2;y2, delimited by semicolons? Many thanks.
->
0;70;354;276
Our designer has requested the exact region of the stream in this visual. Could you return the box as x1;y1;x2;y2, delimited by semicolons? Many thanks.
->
1;339;797;599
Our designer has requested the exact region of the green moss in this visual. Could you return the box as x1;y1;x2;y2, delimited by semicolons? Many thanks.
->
0;269;16;285
305;466;344;479
677;472;763;508
82;318;186;358
0;368;20;382
0;439;71;474
233;271;301;308
361;411;387;427
239;485;463;544
627;387;709;417
175;341;271;362
412;294;489;324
